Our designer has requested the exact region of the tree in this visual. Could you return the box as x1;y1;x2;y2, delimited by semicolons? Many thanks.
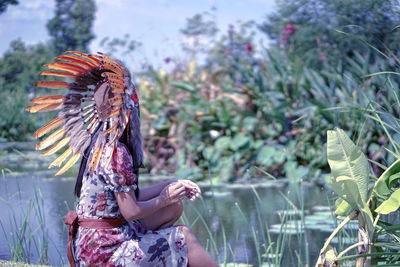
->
259;0;400;67
0;40;53;140
47;0;96;54
180;12;218;56
0;0;18;14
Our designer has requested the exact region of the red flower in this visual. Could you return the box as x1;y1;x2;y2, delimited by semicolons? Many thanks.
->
319;53;327;61
246;42;253;52
283;24;295;35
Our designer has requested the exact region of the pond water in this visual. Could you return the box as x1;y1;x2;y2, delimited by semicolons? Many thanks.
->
0;145;343;266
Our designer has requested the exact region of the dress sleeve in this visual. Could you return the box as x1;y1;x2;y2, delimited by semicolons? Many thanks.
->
97;141;138;193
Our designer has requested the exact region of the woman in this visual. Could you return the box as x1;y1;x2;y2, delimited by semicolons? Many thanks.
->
26;52;218;266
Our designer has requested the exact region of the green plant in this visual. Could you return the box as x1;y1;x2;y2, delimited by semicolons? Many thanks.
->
316;128;400;266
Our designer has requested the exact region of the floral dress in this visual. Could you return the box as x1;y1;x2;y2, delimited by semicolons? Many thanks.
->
74;141;188;267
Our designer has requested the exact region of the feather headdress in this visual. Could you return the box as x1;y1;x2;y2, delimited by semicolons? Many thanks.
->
27;51;142;176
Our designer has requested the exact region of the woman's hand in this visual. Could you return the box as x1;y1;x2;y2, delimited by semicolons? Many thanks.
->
179;180;201;201
159;182;187;206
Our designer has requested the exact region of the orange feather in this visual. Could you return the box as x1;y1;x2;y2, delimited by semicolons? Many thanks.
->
88;147;102;173
40;71;77;79
25;102;63;113
33;118;63;139
30;95;65;104
55;55;96;69
49;147;72;168
35;127;66;150
45;62;88;74
55;153;81;176
67;51;101;65
34;81;69;89
40;136;71;156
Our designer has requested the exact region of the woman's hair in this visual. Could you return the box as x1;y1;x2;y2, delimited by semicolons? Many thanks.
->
74;105;143;198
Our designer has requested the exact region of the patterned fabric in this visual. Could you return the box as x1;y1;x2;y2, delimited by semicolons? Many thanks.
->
74;141;188;266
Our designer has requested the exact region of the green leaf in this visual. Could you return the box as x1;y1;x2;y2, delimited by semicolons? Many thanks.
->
219;158;235;181
327;128;373;233
374;159;400;198
257;146;275;167
335;198;354;217
284;161;308;183
203;147;220;163
215;136;231;151
170;81;196;93
243;117;256;131
375;188;400;215
327;128;369;202
230;135;250;151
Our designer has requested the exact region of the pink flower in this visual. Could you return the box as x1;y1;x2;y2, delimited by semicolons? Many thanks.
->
319;53;327;61
283;24;295;35
246;42;253;52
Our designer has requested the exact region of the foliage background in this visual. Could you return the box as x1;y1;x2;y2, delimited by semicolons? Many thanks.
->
1;0;400;184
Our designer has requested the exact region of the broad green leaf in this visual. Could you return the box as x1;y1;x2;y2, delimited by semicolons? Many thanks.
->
243;117;256;131
327;128;369;202
374;159;400;197
274;150;286;164
257;146;275;167
203;147;220;163
284;161;308;183
335;198;353;216
214;136;231;151
331;175;374;233
230;135;250;151
327;128;373;233
375;188;400;215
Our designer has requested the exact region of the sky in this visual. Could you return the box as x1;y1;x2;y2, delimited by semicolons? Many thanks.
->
0;0;276;71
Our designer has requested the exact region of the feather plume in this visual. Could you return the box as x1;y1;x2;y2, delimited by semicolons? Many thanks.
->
33;118;63;139
49;147;72;168
34;81;69;89
55;153;81;176
88;147;102;173
26;102;63;113
55;55;95;69
40;71;77;79
45;62;88;74
30;95;65;104
35;127;66;150
67;51;102;65
41;136;71;156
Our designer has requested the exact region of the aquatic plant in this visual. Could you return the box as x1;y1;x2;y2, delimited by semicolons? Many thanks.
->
316;128;400;266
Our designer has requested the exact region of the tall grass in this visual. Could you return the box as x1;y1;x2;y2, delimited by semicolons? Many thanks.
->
180;181;316;266
0;170;49;265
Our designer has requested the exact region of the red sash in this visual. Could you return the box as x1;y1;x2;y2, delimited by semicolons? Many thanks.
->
64;210;125;267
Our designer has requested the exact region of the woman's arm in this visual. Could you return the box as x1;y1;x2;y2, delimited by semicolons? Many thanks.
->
138;179;177;201
115;181;185;221
138;179;201;201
